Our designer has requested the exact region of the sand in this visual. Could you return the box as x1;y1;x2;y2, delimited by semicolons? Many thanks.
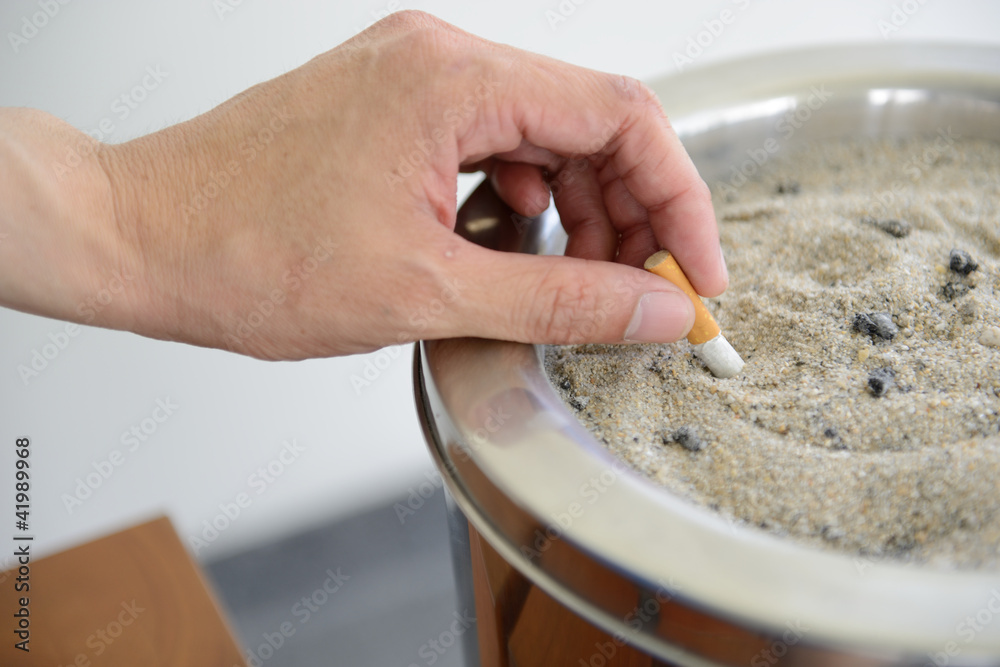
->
545;137;1000;569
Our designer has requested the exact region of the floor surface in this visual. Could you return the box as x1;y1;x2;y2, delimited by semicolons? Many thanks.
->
206;487;470;667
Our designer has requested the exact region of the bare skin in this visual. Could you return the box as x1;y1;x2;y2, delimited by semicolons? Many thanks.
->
0;11;726;360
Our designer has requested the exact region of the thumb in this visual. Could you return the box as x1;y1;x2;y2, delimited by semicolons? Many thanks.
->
437;245;696;345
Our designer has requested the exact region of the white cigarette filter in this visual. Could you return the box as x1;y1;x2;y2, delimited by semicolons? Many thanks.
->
643;250;745;379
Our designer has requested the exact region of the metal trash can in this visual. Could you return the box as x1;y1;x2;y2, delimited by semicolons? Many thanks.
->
415;44;1000;667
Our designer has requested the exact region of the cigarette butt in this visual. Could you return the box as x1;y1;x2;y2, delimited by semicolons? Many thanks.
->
644;250;720;345
643;250;744;378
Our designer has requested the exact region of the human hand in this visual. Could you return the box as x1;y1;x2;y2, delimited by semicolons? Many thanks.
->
24;11;728;360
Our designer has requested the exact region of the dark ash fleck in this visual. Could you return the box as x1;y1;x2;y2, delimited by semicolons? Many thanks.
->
862;216;911;238
853;312;898;341
867;367;896;397
942;282;970;301
823;427;847;450
949;249;978;275
665;426;705;452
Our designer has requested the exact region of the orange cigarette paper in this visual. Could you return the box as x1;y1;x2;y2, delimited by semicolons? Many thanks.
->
643;250;721;345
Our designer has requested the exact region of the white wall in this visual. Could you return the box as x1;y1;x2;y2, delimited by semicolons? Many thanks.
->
1;0;997;562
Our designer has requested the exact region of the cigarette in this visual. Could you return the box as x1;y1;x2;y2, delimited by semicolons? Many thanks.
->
643;250;745;379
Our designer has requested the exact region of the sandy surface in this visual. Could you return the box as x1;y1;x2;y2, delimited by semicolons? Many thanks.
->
546;137;1000;569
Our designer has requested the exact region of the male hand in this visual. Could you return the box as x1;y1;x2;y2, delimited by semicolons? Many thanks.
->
2;11;727;360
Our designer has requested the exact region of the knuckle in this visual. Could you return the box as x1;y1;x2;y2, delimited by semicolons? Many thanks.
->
612;75;661;108
688;176;712;202
395;11;460;45
376;9;448;32
525;267;608;343
365;11;465;65
391;16;470;75
600;76;671;153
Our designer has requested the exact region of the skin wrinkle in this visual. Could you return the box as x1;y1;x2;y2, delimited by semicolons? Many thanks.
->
596;162;656;264
556;161;619;262
527;261;591;343
609;130;672;202
603;94;701;217
511;69;617;162
421;156;459;228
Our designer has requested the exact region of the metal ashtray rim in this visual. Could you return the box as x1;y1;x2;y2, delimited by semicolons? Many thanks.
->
416;42;1000;665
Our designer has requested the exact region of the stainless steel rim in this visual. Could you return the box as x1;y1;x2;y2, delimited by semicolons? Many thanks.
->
416;43;1000;666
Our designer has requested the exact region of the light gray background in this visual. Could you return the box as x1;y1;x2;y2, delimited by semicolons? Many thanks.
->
1;0;998;564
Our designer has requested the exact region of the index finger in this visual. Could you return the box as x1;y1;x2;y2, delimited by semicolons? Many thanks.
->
453;49;728;297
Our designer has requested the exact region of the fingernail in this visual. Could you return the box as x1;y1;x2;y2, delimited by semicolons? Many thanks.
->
718;244;730;287
624;291;695;343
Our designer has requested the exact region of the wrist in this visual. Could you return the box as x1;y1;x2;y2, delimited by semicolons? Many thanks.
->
0;109;144;330
95;96;285;350
96;133;179;339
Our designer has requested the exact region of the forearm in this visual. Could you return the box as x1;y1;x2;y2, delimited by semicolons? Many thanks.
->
1;77;312;356
0;107;142;331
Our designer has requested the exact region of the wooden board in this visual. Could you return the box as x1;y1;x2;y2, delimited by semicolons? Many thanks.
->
0;516;246;667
